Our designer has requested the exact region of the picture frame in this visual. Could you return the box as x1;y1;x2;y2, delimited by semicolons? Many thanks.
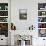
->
19;9;27;20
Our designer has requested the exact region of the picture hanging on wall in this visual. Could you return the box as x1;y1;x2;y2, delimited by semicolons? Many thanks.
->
19;9;27;20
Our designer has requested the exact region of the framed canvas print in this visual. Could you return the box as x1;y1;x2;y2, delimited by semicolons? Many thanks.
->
19;9;27;20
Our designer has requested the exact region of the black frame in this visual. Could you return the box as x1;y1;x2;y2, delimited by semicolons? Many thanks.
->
19;9;27;20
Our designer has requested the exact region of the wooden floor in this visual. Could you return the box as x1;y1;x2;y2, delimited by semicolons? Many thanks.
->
0;45;8;46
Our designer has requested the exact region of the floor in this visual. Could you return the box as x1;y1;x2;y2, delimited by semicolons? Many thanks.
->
0;45;8;46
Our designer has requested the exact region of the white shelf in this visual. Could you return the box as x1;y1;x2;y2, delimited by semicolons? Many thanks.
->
38;10;46;11
38;28;46;29
38;16;46;17
38;22;46;23
0;10;8;11
0;22;8;23
0;16;8;17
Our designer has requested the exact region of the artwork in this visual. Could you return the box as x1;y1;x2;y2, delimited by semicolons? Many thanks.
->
38;29;46;37
19;9;27;20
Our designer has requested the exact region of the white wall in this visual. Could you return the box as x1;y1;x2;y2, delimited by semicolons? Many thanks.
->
11;0;46;46
0;0;8;3
0;35;8;45
11;0;38;30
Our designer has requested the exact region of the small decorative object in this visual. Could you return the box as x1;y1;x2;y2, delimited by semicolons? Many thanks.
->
40;8;44;10
38;23;46;28
29;25;35;30
11;23;16;30
0;23;8;30
0;11;8;16
38;17;45;22
38;3;46;10
45;6;46;8
0;6;1;10
39;29;46;37
42;12;45;15
43;39;45;40
0;17;8;22
3;18;7;22
5;6;8;10
19;9;27;20
38;17;42;22
0;23;8;37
